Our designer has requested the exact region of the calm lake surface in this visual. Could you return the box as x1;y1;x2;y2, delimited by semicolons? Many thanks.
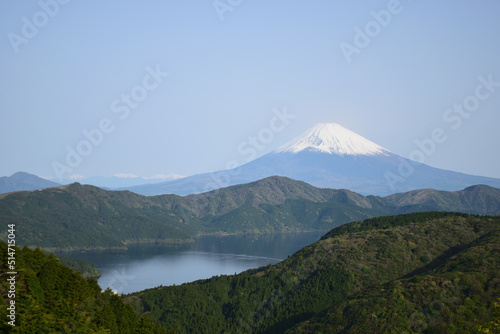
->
62;232;324;294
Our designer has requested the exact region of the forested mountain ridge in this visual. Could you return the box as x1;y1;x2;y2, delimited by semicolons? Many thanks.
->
1;176;499;251
179;175;379;217
385;184;500;215
0;182;197;251
126;212;500;333
288;214;500;333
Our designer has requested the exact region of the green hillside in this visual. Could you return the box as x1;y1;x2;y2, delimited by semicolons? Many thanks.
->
1;212;498;332
385;184;500;215
125;212;500;333
57;256;101;279
0;176;499;251
0;241;169;333
0;177;389;251
288;219;500;332
0;183;199;251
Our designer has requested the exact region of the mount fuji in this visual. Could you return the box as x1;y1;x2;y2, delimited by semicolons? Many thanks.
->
124;123;500;196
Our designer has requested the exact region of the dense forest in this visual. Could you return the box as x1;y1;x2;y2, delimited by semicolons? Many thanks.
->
0;241;170;333
126;212;500;333
1;176;499;252
0;212;499;332
57;256;101;279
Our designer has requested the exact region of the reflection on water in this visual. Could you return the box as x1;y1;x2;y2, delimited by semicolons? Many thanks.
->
60;232;324;294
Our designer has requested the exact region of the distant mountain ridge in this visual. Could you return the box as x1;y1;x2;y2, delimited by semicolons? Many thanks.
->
122;123;500;196
0;171;60;194
1;176;499;251
385;184;500;214
51;174;185;189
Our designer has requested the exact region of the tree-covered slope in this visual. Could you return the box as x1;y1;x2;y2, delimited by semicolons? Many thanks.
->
0;241;169;333
125;212;500;333
385;184;500;215
0;183;199;251
0;176;499;251
179;175;381;217
288;225;500;333
0;177;389;251
57;256;101;279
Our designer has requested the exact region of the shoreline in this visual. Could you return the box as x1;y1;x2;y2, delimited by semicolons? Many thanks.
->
38;229;329;253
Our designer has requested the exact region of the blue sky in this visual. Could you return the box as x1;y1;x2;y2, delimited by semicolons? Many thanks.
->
1;0;499;181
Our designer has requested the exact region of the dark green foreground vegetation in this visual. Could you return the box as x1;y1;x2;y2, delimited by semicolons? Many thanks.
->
126;212;500;333
1;212;498;332
57;256;101;278
0;242;169;333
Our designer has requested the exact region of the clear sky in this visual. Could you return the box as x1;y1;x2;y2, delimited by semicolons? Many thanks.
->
1;0;499;181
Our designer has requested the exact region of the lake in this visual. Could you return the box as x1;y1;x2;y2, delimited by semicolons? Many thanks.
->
62;232;324;294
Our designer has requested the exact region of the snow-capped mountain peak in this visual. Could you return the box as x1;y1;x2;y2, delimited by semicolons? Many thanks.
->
275;123;389;156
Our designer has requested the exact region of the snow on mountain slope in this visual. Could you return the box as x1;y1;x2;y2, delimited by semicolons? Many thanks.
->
122;123;500;196
275;123;389;156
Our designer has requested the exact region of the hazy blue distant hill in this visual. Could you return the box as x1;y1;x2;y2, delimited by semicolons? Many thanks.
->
0;171;60;194
54;174;184;189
